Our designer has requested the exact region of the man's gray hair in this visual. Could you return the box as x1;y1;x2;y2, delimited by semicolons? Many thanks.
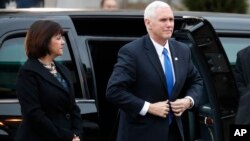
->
144;1;170;20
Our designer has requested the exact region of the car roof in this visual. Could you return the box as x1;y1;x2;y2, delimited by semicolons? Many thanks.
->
175;11;250;33
1;9;250;33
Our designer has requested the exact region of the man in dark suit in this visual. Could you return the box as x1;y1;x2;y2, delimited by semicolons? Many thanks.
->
234;46;250;96
234;46;250;124
106;1;203;141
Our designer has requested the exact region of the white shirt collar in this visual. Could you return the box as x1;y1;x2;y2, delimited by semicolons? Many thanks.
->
150;38;171;57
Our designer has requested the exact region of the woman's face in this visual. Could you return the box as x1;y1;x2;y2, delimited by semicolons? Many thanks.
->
48;34;65;58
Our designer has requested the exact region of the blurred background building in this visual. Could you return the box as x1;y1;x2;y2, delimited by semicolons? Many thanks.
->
2;0;250;13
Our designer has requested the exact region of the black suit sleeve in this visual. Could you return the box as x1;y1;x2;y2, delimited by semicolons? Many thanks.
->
106;46;145;117
185;48;203;107
235;90;250;124
234;51;249;95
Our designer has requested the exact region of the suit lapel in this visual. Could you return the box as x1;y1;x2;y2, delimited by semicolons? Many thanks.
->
169;40;181;100
143;35;168;94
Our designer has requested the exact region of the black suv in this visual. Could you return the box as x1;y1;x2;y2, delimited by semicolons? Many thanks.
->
175;11;250;67
0;10;242;141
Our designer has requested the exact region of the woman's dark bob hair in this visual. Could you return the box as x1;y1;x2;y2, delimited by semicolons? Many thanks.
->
25;20;63;58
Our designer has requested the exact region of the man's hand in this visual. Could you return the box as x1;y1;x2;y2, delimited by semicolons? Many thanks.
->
170;98;192;116
148;100;170;118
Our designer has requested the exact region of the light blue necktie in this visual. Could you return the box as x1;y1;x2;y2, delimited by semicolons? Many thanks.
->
162;48;174;124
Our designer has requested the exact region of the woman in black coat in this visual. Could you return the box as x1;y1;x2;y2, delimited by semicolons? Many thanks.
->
15;20;82;141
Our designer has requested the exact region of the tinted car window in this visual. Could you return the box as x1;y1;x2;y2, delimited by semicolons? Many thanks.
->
0;37;25;99
0;35;82;99
220;37;250;66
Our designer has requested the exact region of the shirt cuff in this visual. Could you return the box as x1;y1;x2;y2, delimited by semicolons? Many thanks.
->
185;96;194;109
139;101;150;116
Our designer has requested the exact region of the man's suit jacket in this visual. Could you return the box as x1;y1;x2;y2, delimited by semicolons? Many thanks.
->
16;58;82;141
235;90;250;124
234;46;250;95
234;46;250;124
106;35;203;141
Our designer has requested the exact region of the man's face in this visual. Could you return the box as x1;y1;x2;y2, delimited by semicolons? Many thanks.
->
146;6;174;44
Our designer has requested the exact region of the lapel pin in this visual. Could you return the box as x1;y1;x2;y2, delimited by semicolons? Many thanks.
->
174;57;178;61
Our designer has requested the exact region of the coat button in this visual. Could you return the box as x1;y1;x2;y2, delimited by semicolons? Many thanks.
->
65;113;71;119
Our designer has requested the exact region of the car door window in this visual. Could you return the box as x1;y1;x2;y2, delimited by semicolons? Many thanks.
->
220;37;250;66
0;34;82;99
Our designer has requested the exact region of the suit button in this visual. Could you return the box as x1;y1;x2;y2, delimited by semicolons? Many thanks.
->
65;113;71;119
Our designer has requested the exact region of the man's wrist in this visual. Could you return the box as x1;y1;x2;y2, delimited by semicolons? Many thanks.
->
184;97;193;109
139;101;150;116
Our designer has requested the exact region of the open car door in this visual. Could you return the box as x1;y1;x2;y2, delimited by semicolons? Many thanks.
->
173;16;239;141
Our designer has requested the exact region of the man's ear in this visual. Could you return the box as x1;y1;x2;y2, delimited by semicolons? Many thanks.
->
144;19;151;30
